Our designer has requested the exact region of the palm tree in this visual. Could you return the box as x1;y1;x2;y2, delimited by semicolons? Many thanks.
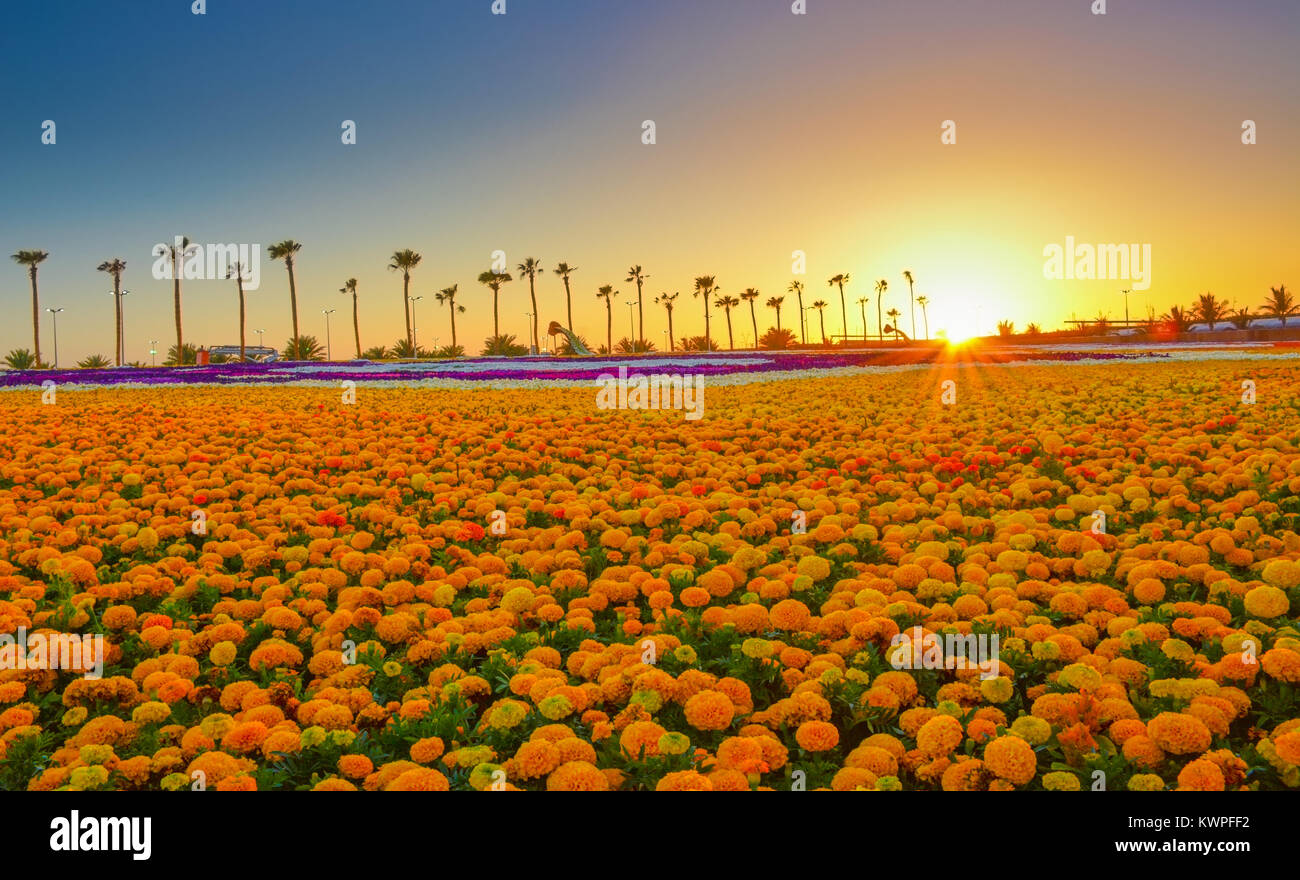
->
1228;307;1253;330
766;295;785;332
478;270;513;336
228;262;252;362
810;300;829;344
626;265;649;344
435;284;465;350
886;307;902;340
715;294;741;349
340;278;360;359
361;345;389;360
1025;323;1042;337
269;240;304;357
1260;285;1296;327
282;335;324;361
77;354;112;368
1162;305;1193;333
827;273;850;342
655;292;679;350
553;262;578;331
596;285;619;353
997;320;1016;337
693;276;717;349
902;270;917;341
1194;292;1229;330
167;237;197;365
788;280;807;344
740;289;760;349
518;257;543;352
874;279;888;341
916;295;931;340
11;250;48;366
387;249;422;349
856;297;869;342
97;258;127;365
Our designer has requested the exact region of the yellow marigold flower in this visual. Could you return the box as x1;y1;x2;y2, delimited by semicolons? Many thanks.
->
1244;585;1289;619
980;676;1014;704
674;645;698;664
657;732;691;756
538;694;575;720
742;638;774;659
209;641;237;667
61;707;88;727
1042;771;1081;791
1127;773;1166;791
875;775;903;791
300;726;327;749
1059;663;1102;691
131;701;171;725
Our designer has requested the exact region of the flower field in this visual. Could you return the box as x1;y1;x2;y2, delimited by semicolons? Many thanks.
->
1;357;1299;792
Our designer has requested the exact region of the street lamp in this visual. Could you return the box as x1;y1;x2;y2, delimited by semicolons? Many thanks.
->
322;309;335;360
149;340;158;366
662;329;669;353
1121;288;1135;328
524;312;533;352
410;296;424;353
45;308;63;367
625;301;636;345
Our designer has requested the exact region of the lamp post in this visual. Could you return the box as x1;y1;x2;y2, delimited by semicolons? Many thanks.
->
625;301;635;345
1121;288;1134;328
662;329;668;352
524;312;533;352
410;296;424;353
149;340;158;366
254;328;265;351
322;309;335;360
45;308;63;367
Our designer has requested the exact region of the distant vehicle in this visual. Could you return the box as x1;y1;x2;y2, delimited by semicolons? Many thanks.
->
208;345;279;362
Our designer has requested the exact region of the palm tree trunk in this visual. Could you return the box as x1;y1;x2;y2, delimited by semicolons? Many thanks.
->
351;292;361;358
29;268;42;366
922;308;929;340
636;282;644;343
908;281;916;340
449;302;458;349
402;271;411;349
493;291;500;337
860;304;867;340
238;278;247;362
529;278;539;352
775;306;782;332
563;279;574;331
173;264;183;366
114;275;124;366
606;303;612;352
704;301;711;349
818;310;826;343
726;310;734;350
797;292;805;344
837;283;847;343
748;303;758;349
667;309;675;350
288;260;300;356
876;299;884;342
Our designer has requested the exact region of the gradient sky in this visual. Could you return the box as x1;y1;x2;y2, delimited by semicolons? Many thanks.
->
2;0;1297;362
